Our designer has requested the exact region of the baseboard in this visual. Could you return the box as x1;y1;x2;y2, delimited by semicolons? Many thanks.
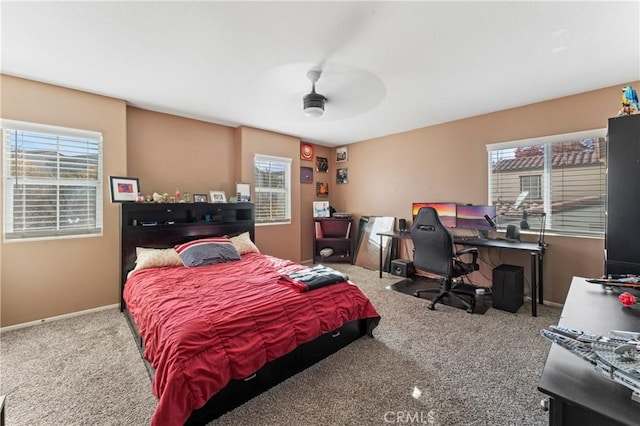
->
0;304;119;333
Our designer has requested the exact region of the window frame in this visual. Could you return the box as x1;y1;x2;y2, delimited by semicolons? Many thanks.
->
487;128;607;238
253;154;292;226
2;119;103;242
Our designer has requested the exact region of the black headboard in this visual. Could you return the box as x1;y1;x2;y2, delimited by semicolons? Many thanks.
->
120;202;255;310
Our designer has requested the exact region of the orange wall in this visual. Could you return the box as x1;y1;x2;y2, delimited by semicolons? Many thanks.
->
0;75;127;326
2;73;638;326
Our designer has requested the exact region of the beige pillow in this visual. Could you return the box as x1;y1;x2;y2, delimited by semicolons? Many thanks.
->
133;247;184;272
230;232;260;255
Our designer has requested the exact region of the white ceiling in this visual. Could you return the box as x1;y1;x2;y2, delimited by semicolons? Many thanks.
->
2;1;639;147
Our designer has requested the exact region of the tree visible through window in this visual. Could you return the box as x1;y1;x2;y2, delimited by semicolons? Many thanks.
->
254;154;291;224
3;120;103;241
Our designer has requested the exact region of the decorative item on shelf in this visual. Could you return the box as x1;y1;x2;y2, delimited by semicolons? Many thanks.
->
182;192;191;203
109;176;140;203
319;248;334;258
193;194;208;203
313;201;330;218
236;182;251;202
618;85;639;116
210;190;226;203
136;192;144;203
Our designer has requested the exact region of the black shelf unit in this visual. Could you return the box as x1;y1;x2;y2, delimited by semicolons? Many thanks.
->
313;218;354;264
605;114;640;276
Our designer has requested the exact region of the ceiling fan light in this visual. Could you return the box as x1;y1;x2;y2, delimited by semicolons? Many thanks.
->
303;91;326;118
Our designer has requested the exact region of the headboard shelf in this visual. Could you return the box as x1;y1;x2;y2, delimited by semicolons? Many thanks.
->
120;202;255;310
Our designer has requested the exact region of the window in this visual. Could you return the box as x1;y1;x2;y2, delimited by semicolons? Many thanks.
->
3;120;103;241
488;128;607;237
254;154;291;224
520;175;541;199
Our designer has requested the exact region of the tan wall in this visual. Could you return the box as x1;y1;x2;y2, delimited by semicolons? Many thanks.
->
330;81;640;303
2;74;638;326
235;126;302;262
0;75;127;327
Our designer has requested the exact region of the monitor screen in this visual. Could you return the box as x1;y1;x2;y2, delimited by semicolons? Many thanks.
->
456;205;497;231
411;202;457;228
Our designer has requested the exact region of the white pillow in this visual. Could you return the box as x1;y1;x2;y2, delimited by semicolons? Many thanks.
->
133;247;184;272
230;232;260;255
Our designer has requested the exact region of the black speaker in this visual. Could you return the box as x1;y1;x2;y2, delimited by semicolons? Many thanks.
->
390;259;415;277
398;218;407;232
506;224;520;240
492;264;524;313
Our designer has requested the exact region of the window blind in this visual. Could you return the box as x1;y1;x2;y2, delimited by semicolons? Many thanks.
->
254;154;291;224
487;128;607;237
3;120;103;241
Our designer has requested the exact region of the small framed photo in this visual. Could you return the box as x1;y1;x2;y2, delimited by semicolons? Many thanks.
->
210;190;226;203
109;176;140;202
336;167;348;184
336;146;348;163
313;201;330;218
193;193;208;203
236;182;251;202
316;181;329;197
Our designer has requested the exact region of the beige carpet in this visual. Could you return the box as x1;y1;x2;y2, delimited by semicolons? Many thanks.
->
0;263;560;425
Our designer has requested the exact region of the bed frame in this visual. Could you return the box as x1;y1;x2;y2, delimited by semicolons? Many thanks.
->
119;202;374;425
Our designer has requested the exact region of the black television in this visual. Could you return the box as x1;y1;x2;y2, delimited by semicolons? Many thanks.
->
456;205;497;234
411;202;457;228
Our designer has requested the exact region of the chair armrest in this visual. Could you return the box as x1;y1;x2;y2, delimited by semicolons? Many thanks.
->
455;247;479;270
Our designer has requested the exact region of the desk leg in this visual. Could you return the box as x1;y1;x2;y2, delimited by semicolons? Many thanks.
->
538;253;544;305
379;234;383;278
530;252;537;317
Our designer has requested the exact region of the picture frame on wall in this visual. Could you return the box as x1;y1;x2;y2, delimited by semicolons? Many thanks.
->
193;194;208;203
336;167;348;184
109;176;140;202
316;181;329;197
210;190;226;203
316;156;329;172
301;166;313;183
336;146;348;163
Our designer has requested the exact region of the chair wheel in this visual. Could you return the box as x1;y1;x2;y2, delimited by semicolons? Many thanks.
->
413;291;420;297
466;307;474;314
428;304;436;311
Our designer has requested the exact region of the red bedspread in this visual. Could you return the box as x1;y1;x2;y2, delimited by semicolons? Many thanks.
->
123;253;380;425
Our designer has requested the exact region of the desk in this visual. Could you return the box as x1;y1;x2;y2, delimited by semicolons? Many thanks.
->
454;237;546;317
376;231;546;317
538;277;640;425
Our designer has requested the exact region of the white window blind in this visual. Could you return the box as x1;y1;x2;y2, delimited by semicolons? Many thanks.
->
254;154;291;224
3;120;103;241
487;128;607;237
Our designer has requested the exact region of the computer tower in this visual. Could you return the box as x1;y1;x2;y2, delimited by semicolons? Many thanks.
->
492;264;524;313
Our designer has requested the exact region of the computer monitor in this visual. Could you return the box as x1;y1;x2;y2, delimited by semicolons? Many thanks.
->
411;202;457;228
456;205;497;232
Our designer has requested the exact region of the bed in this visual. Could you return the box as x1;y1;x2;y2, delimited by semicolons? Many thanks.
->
119;203;381;425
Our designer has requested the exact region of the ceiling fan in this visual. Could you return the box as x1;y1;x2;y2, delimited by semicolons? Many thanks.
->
302;69;327;118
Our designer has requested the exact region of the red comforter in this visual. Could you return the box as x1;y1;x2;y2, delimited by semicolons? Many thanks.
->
123;253;380;425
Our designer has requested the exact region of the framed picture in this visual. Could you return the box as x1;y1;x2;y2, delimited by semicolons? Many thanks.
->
313;201;330;218
235;182;251;202
336;146;348;163
210;190;226;203
316;156;328;173
109;176;140;202
316;181;329;197
193;193;208;203
301;143;314;160
301;166;313;183
336;167;348;184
